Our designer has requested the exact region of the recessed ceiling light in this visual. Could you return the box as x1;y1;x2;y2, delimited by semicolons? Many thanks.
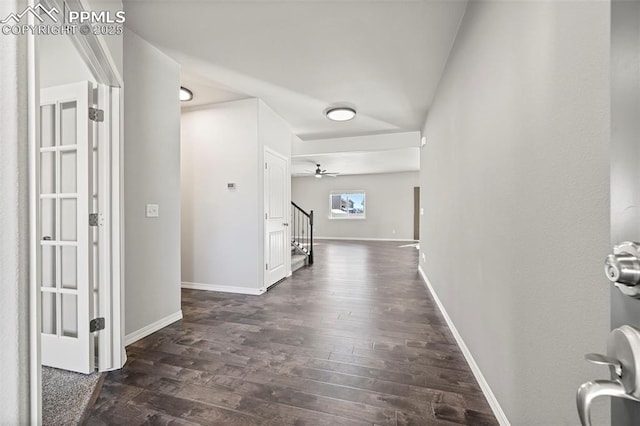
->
180;87;193;102
326;107;356;122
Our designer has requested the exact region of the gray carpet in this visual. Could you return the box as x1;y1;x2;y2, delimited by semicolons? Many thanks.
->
42;366;102;425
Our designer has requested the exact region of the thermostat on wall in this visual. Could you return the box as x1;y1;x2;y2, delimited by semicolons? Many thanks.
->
227;183;236;190
146;204;159;218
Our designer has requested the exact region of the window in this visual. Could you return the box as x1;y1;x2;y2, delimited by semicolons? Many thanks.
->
329;191;366;219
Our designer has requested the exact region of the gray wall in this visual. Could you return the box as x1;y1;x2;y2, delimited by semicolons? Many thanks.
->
124;29;182;336
292;171;419;240
420;1;610;424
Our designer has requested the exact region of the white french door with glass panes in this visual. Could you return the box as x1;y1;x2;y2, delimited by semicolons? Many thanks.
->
39;81;95;374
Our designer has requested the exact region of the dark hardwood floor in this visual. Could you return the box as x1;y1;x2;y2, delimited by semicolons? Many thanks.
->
87;240;497;425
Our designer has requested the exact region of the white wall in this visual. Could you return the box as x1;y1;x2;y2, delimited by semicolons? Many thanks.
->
292;132;420;156
181;99;293;294
292;172;419;240
90;0;124;78
259;100;293;277
123;29;182;339
181;99;262;293
259;99;292;159
40;0;124;87
39;35;95;88
0;0;30;420
420;1;610;424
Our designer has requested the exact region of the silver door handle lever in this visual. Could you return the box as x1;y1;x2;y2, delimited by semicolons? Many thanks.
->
576;326;640;426
584;353;622;377
577;379;639;426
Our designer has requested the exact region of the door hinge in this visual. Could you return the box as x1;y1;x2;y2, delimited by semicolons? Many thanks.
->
89;213;103;227
90;317;105;332
265;162;268;169
266;263;268;270
89;107;104;122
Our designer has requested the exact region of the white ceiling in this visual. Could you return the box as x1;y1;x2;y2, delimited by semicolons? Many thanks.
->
292;148;420;177
290;131;420;176
123;0;467;141
180;69;249;108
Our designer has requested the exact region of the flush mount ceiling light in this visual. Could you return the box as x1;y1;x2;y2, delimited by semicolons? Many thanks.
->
180;86;193;102
326;106;356;122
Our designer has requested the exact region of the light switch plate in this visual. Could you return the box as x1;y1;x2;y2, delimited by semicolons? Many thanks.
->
420;208;424;215
146;204;159;218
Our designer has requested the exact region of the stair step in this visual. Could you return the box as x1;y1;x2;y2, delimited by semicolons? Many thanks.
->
291;254;306;273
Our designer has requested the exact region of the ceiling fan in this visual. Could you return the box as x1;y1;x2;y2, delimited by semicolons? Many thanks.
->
303;163;339;179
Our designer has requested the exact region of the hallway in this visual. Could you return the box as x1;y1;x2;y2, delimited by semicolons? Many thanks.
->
87;241;497;425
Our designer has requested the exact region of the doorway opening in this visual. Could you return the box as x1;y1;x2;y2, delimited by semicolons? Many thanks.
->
32;15;124;423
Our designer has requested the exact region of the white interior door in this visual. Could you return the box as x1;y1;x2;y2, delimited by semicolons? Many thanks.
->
264;149;289;287
611;1;640;422
39;81;94;374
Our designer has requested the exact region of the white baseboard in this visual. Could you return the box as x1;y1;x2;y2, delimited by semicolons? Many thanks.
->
181;281;265;295
315;236;418;242
124;310;183;347
418;266;510;426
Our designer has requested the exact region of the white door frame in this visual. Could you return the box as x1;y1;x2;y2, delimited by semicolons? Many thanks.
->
29;0;125;422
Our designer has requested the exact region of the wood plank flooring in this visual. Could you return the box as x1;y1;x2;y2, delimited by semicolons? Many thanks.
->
87;240;497;425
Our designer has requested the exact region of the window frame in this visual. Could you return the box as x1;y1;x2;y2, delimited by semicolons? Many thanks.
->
328;191;366;220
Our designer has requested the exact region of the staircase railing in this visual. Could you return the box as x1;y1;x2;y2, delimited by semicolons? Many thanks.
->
291;201;314;265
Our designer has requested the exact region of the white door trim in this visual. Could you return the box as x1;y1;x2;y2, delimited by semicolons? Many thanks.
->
28;22;41;425
109;86;126;370
94;84;125;371
43;0;123;88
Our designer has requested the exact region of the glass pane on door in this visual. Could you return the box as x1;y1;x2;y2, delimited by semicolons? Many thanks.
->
42;292;56;335
60;198;77;241
40;104;55;148
60;101;77;146
61;246;77;290
41;246;56;288
40;152;55;194
41;198;56;240
60;150;77;193
61;294;78;338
